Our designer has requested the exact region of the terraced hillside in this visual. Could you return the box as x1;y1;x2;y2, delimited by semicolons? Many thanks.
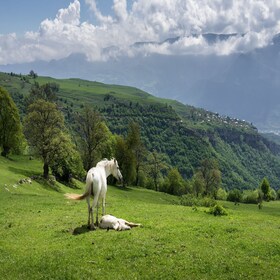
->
1;71;280;189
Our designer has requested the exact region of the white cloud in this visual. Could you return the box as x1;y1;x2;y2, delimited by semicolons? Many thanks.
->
1;0;280;64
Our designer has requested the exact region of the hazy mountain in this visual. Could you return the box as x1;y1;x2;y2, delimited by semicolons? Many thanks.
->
1;33;280;133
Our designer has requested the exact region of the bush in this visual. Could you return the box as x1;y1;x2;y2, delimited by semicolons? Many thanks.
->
216;188;228;201
242;190;259;204
180;194;216;207
277;189;280;200
207;204;228;216
268;188;277;201
227;189;242;203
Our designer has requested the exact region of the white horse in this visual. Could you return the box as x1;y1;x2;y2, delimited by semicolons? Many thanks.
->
65;158;123;230
99;214;141;231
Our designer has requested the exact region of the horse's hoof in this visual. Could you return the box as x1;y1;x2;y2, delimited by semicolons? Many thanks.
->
88;224;96;231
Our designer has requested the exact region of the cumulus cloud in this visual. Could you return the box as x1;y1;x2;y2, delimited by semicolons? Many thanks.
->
1;0;280;64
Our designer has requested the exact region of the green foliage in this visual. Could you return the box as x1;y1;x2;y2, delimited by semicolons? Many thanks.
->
207;204;228;216
24;99;66;178
49;132;85;182
227;188;242;203
242;189;259;204
114;134;136;185
268;188;277;201
180;194;216;207
26;82;59;105
165;167;185;195
0;86;25;156
75;105;111;170
2;72;280;191
194;158;222;197
260;177;270;201
277;189;280;200
216;188;228;200
126;122;147;186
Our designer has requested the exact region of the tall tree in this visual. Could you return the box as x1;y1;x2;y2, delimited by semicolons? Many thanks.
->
167;167;185;195
0;87;25;157
114;135;136;186
196;158;221;197
260;177;270;201
24;99;65;178
126;122;147;186
76;105;110;170
50;132;85;182
26;82;59;106
147;150;167;191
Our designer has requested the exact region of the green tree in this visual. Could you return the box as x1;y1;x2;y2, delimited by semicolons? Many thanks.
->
147;150;167;191
29;70;38;79
50;132;85;182
24;99;65;178
114;134;136;186
195;159;221;197
167;168;185;195
126;122;147;186
260;177;270;201
76;105;110;170
227;188;242;203
0;87;25;157
192;173;205;197
26;82;59;105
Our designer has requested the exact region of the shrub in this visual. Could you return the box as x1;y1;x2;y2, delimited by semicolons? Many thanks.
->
242;190;259;204
268;188;277;201
180;194;216;207
207;204;228;216
227;189;242;203
277;189;280;200
216;188;228;201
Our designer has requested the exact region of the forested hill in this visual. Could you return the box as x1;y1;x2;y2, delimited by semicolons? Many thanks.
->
1;71;280;190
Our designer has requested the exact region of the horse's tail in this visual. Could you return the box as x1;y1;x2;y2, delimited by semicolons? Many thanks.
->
64;189;90;201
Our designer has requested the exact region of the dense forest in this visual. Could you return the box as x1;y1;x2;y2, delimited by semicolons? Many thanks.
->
1;71;280;203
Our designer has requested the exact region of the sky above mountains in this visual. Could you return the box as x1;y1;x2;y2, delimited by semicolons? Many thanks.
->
1;0;280;65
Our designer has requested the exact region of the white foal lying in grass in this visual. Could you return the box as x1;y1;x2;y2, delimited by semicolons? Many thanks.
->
99;215;141;231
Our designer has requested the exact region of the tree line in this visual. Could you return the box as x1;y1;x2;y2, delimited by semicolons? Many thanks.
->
1;84;280;201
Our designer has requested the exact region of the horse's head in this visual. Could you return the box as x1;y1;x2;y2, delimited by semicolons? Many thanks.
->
111;158;123;182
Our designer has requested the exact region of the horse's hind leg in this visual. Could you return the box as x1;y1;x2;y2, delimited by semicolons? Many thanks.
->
86;197;96;230
92;191;100;228
102;197;106;216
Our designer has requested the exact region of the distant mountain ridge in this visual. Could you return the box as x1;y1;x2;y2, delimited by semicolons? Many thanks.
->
1;33;280;134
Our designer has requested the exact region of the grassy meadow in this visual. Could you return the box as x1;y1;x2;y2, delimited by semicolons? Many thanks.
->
0;156;279;279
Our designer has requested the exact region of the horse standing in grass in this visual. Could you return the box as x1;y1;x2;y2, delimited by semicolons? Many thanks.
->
65;158;123;230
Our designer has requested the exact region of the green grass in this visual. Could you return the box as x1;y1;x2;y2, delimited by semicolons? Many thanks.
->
1;156;280;280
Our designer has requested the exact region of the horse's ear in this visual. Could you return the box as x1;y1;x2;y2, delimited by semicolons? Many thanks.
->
114;158;116;164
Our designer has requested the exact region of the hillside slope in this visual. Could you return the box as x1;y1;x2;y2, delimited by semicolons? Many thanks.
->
1;71;280;189
0;156;279;280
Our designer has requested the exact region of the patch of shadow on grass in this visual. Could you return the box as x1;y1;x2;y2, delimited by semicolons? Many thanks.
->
111;184;132;192
71;224;92;235
8;166;39;178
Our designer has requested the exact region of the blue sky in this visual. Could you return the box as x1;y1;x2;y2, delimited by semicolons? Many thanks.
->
0;0;136;35
0;0;279;65
0;1;118;35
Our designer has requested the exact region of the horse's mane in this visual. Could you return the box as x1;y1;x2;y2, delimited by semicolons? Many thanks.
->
96;158;115;167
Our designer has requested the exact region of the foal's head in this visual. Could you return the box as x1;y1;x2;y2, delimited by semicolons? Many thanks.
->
111;158;123;182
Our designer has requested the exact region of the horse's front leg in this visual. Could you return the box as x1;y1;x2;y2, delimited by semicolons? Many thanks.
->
95;201;99;226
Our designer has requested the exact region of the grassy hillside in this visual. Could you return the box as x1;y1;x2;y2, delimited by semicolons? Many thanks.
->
1;71;280;189
0;156;279;279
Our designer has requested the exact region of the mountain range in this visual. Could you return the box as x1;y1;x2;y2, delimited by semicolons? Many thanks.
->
1;33;280;134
